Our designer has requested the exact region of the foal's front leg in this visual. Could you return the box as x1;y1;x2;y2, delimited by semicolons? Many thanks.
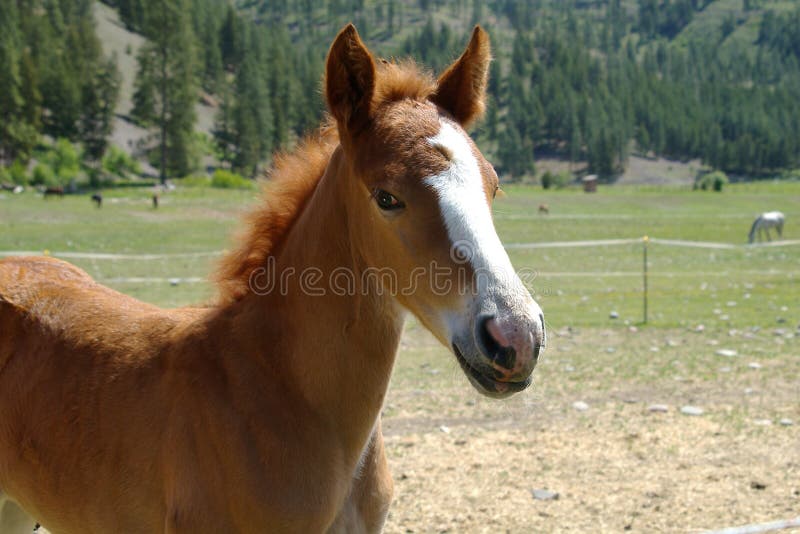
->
328;420;393;534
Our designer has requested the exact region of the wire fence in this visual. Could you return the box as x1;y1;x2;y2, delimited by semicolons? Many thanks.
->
3;238;797;323
3;237;799;261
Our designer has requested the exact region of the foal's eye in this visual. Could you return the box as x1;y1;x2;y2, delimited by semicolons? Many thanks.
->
374;189;405;211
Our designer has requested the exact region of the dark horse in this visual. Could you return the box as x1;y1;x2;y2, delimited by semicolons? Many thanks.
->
43;187;64;199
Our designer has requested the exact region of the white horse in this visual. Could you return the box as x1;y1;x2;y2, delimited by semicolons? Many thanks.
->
748;211;785;243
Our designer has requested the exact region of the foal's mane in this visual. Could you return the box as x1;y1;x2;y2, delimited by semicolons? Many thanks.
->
214;60;436;303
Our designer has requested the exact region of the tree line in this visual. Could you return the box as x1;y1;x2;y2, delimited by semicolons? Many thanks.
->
116;0;325;180
0;0;119;167
3;0;800;184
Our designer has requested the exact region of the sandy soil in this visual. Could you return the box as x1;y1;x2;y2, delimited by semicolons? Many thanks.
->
383;397;798;533
382;327;799;533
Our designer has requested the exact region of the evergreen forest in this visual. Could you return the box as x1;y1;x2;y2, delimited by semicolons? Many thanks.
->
2;0;800;185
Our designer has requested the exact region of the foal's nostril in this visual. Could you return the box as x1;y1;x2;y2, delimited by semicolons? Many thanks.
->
479;316;499;354
480;316;517;371
494;345;517;371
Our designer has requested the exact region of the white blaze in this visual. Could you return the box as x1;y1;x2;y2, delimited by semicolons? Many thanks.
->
424;120;518;293
424;119;545;361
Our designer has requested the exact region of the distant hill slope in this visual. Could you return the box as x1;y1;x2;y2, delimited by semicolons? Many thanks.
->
674;0;798;53
90;0;800;181
93;1;144;117
93;1;216;162
93;1;149;159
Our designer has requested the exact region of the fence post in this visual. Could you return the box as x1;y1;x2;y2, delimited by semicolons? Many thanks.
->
643;236;649;324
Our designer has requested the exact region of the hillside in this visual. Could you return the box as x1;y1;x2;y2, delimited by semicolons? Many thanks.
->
111;0;800;181
93;2;216;167
3;0;800;184
92;3;148;156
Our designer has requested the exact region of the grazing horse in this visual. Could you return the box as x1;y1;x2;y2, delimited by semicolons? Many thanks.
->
91;193;103;208
538;203;549;215
42;187;64;199
748;211;785;243
0;25;544;534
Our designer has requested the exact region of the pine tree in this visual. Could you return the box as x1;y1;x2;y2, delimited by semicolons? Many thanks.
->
232;54;273;176
0;0;22;163
132;0;199;181
265;26;291;150
0;0;38;163
80;54;121;161
19;50;42;132
213;77;236;167
220;5;241;71
638;0;658;38
118;0;147;31
40;53;83;139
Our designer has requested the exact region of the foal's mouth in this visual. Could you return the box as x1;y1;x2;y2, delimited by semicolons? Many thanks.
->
452;343;532;398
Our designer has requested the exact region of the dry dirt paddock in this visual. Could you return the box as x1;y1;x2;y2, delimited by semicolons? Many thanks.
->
382;324;799;533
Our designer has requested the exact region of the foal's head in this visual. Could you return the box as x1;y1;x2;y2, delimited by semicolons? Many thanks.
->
326;25;545;398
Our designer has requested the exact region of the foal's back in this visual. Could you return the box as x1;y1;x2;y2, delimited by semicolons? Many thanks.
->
0;257;200;532
0;256;192;373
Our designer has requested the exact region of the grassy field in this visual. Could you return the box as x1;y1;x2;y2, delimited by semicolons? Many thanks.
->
2;182;799;532
2;182;798;326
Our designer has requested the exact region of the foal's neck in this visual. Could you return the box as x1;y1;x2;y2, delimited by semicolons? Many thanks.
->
242;148;404;456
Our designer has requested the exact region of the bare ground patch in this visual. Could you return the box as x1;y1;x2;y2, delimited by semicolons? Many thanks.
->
383;326;799;533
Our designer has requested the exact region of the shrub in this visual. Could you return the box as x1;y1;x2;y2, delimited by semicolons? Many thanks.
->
542;170;572;189
32;163;58;187
211;169;254;189
541;170;554;190
51;138;80;182
193;132;219;160
779;169;800;181
9;159;28;185
102;145;142;178
695;170;729;192
554;171;573;188
182;174;212;187
86;166;104;188
711;172;729;192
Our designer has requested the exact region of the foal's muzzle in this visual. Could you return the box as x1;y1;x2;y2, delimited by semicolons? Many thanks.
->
453;308;545;399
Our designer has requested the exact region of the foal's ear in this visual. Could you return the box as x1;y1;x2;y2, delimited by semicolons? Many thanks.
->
431;26;491;128
325;24;376;134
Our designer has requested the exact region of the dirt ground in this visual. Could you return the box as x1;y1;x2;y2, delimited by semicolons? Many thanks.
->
382;326;800;533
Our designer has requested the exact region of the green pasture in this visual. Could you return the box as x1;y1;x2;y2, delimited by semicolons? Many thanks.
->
1;182;798;328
